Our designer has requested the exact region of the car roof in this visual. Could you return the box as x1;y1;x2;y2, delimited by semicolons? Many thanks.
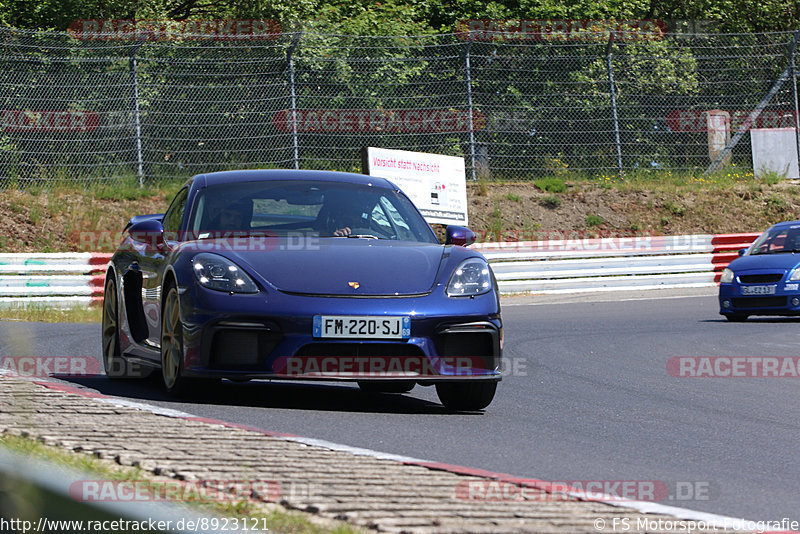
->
193;169;398;190
769;220;800;231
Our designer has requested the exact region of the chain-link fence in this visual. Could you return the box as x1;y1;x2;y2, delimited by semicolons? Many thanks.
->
0;26;799;187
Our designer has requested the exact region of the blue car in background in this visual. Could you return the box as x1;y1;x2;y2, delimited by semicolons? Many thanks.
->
719;221;800;321
102;169;502;410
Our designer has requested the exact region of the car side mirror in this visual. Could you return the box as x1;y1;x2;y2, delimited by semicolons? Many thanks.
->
445;225;476;247
128;219;166;251
738;248;747;257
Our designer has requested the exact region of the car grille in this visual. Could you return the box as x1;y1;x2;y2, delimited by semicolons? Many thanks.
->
209;329;282;368
288;342;429;376
739;274;783;284
731;297;787;308
294;342;424;358
433;329;499;373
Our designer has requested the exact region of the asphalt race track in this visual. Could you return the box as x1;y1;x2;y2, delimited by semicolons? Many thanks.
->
2;292;799;522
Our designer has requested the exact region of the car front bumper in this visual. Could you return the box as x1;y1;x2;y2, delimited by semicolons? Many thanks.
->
178;283;503;382
719;282;800;317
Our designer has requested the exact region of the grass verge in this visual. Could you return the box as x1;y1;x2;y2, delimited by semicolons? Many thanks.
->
0;305;102;324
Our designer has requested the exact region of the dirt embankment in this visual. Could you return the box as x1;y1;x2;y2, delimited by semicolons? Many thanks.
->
2;181;800;252
466;181;800;241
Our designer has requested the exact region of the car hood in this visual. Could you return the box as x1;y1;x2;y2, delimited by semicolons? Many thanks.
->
198;238;448;296
729;253;800;272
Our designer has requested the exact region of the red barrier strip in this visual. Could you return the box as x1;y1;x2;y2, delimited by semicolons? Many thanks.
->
89;253;112;274
711;233;760;281
711;233;761;249
89;254;111;301
88;253;113;265
89;274;105;297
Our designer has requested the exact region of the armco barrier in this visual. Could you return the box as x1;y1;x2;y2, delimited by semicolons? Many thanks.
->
0;234;760;306
472;232;760;294
0;253;110;308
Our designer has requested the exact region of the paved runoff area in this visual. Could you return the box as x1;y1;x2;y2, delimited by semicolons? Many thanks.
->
0;374;748;533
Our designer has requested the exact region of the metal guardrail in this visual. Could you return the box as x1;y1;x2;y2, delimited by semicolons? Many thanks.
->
0;234;760;306
473;232;760;294
0;253;109;307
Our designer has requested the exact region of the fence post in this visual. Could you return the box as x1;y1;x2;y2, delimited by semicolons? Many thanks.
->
129;43;144;187
705;32;799;176
287;32;302;171
605;37;624;179
464;38;477;181
792;30;800;175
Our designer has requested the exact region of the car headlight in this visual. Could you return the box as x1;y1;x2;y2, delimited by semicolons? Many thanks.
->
720;267;734;284
192;253;258;293
446;258;492;297
790;269;800;281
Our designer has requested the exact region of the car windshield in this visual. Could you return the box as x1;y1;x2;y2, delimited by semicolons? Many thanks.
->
749;225;800;255
189;180;438;244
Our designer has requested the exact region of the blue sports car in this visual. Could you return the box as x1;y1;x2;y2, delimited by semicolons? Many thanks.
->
102;169;502;410
719;220;800;321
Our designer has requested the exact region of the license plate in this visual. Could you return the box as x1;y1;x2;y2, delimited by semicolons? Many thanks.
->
313;316;411;339
741;285;776;295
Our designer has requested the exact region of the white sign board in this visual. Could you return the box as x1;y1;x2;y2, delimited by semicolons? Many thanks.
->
363;147;468;225
751;128;799;179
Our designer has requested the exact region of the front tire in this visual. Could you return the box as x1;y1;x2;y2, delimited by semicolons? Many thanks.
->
102;275;150;379
161;284;189;394
435;381;497;411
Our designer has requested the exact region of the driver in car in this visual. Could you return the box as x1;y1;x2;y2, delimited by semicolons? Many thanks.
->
215;201;252;234
332;211;363;237
317;191;369;237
